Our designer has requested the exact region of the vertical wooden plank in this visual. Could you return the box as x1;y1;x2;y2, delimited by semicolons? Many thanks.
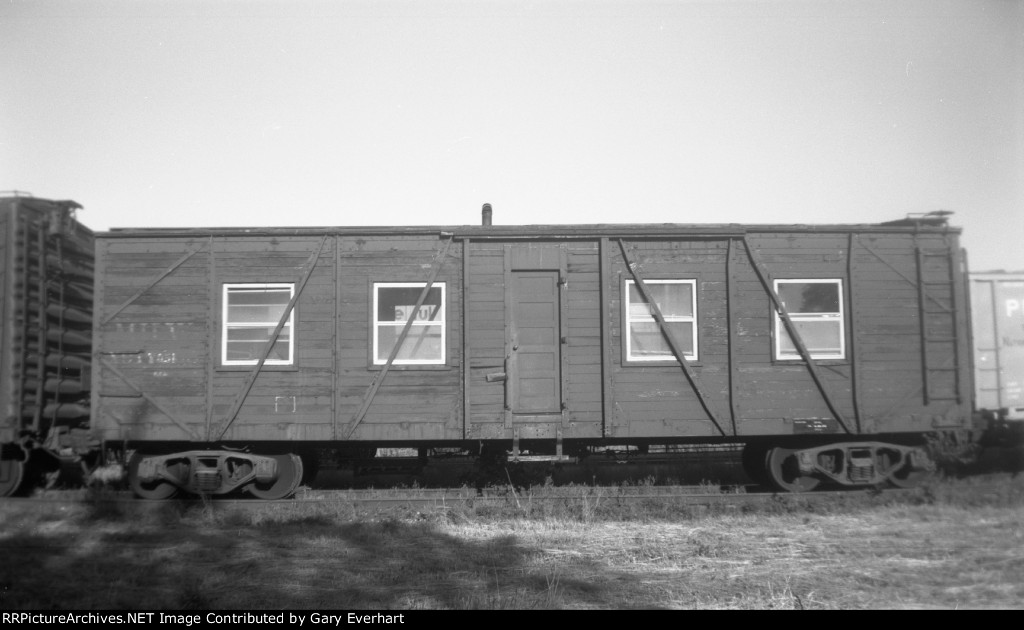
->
599;238;612;438
503;244;513;428
462;238;471;439
947;237;964;404
915;242;930;405
960;246;976;411
847;233;863;433
726;237;739;435
559;244;569;419
89;236;105;446
332;233;340;440
204;236;216;441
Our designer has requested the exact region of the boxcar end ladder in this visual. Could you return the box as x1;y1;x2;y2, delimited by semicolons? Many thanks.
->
916;244;962;405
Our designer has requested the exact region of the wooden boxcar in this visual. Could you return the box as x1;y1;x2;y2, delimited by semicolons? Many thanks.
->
89;208;974;497
1;195;94;496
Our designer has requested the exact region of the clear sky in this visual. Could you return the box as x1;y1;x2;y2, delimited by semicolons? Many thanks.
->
2;0;1021;271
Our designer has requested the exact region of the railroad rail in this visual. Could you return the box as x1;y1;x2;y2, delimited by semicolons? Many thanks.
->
0;484;934;516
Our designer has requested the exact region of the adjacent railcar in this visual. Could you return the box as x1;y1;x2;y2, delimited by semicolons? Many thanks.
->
970;271;1024;446
90;208;974;498
0;195;94;496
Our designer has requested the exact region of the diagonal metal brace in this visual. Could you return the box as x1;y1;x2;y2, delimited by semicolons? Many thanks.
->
101;245;205;326
98;357;201;441
346;236;455;439
617;239;729;437
215;235;329;441
741;236;852;434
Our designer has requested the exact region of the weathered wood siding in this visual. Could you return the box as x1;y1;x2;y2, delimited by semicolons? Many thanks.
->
91;224;972;446
93;237;214;442
849;232;970;433
602;232;970;438
564;242;604;436
464;241;603;440
730;233;857;436
605;239;733;438
92;234;464;444
332;236;462;442
463;242;504;428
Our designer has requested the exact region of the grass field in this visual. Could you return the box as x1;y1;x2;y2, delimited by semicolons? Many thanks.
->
1;473;1022;610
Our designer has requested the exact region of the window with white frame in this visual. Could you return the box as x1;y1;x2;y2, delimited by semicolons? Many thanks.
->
222;283;295;365
373;282;446;365
625;279;698;361
774;279;845;360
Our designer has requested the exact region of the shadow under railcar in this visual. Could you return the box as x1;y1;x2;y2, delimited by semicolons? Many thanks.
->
309;445;754;491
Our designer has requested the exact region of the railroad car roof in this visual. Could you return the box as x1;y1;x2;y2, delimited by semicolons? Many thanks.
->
0;195;84;214
98;215;960;239
971;270;1024;278
1;195;94;236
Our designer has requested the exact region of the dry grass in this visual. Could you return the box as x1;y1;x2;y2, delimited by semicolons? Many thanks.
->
1;474;1022;610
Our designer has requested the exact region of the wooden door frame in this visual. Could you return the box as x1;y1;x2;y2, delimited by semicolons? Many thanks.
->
503;244;568;428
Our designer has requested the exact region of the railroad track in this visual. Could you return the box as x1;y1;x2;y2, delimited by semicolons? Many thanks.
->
0;483;927;515
269;484;925;510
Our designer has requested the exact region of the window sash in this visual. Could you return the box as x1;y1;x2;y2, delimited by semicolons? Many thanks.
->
373;282;446;365
222;283;295;365
774;279;845;360
625;279;698;361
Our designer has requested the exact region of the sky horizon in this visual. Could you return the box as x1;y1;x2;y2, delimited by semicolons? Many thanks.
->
2;0;1022;271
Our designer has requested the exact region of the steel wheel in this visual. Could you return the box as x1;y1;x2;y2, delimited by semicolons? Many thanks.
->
128;452;184;500
765;447;820;493
883;452;935;489
0;454;27;497
247;453;303;500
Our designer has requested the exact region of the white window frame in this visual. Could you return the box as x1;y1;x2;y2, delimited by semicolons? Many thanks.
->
372;282;446;366
624;278;698;362
773;278;845;361
221;283;296;366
